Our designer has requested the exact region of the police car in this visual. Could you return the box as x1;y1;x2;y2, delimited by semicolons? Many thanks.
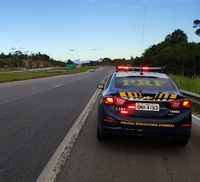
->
97;66;192;146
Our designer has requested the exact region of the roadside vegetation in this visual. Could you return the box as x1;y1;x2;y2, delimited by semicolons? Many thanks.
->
0;66;97;83
170;75;200;94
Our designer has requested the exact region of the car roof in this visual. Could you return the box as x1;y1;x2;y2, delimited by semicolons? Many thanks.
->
115;71;169;79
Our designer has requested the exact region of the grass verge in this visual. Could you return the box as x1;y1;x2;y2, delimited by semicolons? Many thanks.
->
170;75;200;94
170;75;200;116
0;66;97;83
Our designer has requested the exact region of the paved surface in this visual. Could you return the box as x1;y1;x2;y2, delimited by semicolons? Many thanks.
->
56;97;200;182
0;67;112;182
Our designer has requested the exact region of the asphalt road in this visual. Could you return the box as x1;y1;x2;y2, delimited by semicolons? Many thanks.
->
0;67;112;182
56;98;200;182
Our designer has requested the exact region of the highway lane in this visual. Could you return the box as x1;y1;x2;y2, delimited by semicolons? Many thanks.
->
0;67;112;182
56;97;200;182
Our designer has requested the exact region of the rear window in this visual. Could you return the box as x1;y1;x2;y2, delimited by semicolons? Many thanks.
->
115;76;175;91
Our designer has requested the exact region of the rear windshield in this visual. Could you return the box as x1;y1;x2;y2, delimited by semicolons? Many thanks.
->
115;76;175;91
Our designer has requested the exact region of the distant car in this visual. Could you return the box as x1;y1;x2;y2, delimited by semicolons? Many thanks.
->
97;66;192;146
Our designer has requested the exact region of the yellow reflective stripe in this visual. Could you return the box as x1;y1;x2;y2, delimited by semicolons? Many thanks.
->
170;94;177;99
164;94;169;99
158;94;163;99
128;92;133;98
134;92;138;98
119;92;127;97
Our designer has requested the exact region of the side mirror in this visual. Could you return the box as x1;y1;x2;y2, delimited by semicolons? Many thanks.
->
97;83;104;90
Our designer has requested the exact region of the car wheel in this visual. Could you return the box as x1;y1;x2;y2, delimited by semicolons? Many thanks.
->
174;137;189;146
97;125;107;140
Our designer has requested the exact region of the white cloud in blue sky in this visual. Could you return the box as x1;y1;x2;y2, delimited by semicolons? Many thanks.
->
0;0;199;62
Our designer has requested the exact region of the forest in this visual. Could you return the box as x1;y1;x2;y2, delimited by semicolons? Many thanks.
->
86;29;200;76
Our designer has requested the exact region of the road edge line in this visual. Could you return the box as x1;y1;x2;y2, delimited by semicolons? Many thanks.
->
36;71;112;182
36;89;100;182
192;114;200;127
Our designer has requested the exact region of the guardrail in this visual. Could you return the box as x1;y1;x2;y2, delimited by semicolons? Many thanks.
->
181;89;200;105
180;90;200;124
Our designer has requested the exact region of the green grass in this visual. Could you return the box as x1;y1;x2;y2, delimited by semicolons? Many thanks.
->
0;66;97;83
170;75;200;94
170;75;200;116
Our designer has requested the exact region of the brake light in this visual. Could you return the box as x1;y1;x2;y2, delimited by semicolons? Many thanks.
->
170;99;191;109
104;96;127;106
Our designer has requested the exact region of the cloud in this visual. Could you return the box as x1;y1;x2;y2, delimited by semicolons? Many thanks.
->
90;48;104;51
69;49;77;52
10;47;16;51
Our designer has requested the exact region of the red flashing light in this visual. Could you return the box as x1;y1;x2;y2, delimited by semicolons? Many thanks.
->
141;66;150;71
118;103;136;116
120;110;128;115
170;99;191;109
116;65;131;72
127;104;136;110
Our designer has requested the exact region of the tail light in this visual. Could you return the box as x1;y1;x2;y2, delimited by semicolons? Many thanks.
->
170;99;191;109
113;96;127;106
104;96;127;106
104;96;114;105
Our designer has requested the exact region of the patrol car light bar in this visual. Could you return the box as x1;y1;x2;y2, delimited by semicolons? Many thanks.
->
116;65;165;72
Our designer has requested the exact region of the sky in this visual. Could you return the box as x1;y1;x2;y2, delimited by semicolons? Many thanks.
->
0;0;199;63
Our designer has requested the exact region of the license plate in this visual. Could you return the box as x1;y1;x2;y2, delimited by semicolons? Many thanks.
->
136;103;159;111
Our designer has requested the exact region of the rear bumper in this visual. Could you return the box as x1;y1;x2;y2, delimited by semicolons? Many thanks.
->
98;102;192;139
98;123;191;139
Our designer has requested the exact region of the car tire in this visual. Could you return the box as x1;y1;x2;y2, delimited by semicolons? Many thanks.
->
97;125;108;140
174;137;189;147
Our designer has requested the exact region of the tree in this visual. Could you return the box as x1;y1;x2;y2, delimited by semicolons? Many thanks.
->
165;29;188;44
193;19;200;36
66;59;74;64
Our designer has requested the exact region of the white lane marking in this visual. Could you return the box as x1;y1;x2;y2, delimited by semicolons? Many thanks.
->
36;88;100;182
192;114;200;127
36;70;112;182
53;84;64;88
